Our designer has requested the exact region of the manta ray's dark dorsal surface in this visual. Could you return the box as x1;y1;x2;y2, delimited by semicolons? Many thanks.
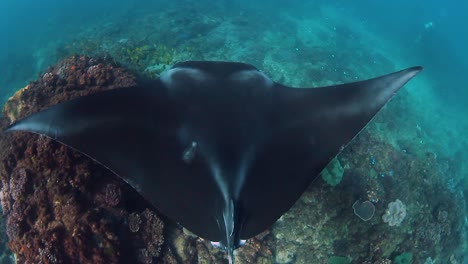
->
6;61;422;262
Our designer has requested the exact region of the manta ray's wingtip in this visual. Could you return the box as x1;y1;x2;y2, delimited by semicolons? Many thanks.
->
395;65;423;90
411;65;423;71
4;122;19;133
403;66;423;79
3;118;37;134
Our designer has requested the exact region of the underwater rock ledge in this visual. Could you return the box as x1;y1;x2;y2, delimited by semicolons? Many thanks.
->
0;55;274;264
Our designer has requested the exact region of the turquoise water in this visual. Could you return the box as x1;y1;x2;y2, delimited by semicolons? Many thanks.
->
0;0;466;263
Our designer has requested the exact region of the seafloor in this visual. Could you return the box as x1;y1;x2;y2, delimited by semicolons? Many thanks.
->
0;2;466;264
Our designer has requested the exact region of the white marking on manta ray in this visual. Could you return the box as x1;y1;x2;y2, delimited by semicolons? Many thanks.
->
233;147;255;199
210;241;223;248
229;69;274;88
160;67;209;88
205;149;255;257
11;122;56;137
209;163;235;245
223;198;234;237
182;141;198;164
210;163;230;204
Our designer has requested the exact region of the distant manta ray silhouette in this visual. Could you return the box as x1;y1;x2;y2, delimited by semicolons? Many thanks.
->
6;61;422;263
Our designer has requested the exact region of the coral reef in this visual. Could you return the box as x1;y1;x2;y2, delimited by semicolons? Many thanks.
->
382;199;407;227
0;207;13;263
271;127;466;263
62;37;193;79
393;252;412;264
328;256;351;264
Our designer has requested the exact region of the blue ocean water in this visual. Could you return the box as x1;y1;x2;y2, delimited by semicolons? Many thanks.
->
0;0;466;263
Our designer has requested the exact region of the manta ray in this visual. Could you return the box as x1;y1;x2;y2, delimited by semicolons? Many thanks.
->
6;61;422;263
